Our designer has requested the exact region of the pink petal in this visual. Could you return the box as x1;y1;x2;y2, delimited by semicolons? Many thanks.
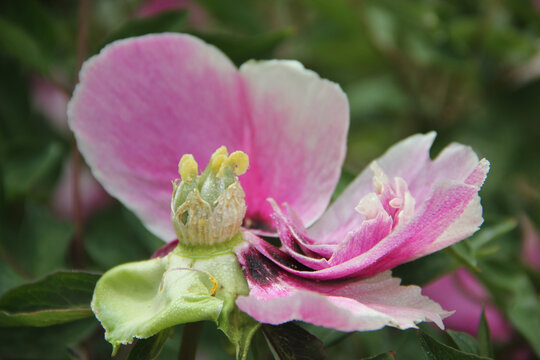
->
52;158;110;219
258;165;487;280
521;214;540;269
408;142;481;204
235;238;449;332
70;34;349;241
269;200;336;265
32;77;70;134
309;132;436;243
69;34;248;241
239;60;349;231
422;270;513;342
151;239;178;258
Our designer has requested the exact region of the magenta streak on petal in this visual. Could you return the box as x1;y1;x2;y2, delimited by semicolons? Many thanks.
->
235;236;450;331
269;200;336;259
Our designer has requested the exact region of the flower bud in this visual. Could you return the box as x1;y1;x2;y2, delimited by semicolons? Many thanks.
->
171;146;249;246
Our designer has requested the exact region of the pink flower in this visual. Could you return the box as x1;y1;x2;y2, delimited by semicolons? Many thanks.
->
422;269;512;342
521;215;540;269
31;76;110;219
136;0;208;27
68;33;488;332
32;76;71;133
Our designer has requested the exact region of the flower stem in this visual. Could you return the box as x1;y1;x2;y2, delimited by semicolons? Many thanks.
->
178;322;204;360
71;0;89;269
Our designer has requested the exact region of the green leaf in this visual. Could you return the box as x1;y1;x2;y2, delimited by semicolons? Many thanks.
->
0;318;97;359
300;324;350;348
0;17;49;73
194;28;293;66
251;328;272;360
476;309;493;358
0;55;31;140
418;330;492;360
361;352;396;360
102;10;187;48
128;328;174;360
446;330;480;355
0;253;27;295
467;219;517;252
196;0;265;33
393;250;458;286
448;219;518;272
2;202;73;277
4;142;63;200
262;322;328;360
449;239;479;269
477;259;540;357
0;271;100;326
85;205;159;270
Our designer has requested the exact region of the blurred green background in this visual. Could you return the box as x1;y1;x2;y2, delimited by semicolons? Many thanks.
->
0;0;539;359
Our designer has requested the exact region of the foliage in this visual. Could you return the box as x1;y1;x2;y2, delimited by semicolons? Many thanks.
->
0;0;539;359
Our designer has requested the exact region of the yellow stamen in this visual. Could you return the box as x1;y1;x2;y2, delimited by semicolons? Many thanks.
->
211;154;227;174
210;146;229;162
228;151;249;175
178;154;198;182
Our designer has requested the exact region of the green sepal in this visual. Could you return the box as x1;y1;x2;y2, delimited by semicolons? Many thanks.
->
92;233;259;358
173;237;259;359
92;254;223;354
217;299;260;360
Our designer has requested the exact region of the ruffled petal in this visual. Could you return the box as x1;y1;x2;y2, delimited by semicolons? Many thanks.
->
258;160;488;280
235;239;449;332
310;132;436;243
409;142;481;204
239;60;349;231
69;34;248;241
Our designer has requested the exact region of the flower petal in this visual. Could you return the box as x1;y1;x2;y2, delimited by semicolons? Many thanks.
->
310;132;436;243
259;162;488;280
522;214;540;269
52;158;110;219
69;34;248;241
239;60;349;231
235;239;449;332
409;142;481;204
422;270;513;342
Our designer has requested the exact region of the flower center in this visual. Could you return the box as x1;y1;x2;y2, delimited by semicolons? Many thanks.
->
171;146;249;246
355;161;416;230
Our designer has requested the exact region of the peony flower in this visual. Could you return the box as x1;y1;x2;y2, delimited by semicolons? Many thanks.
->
422;269;512;342
68;33;488;352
